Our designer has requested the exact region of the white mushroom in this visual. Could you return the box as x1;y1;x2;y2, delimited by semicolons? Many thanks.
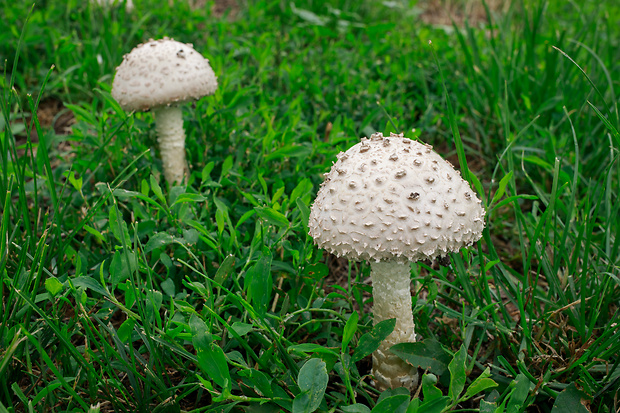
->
91;0;133;12
112;37;218;185
308;132;486;391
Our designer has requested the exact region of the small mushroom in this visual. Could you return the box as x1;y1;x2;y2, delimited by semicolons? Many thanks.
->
112;37;218;185
91;0;134;12
308;132;485;391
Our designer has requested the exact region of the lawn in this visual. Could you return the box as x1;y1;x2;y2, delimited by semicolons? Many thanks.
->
1;0;619;412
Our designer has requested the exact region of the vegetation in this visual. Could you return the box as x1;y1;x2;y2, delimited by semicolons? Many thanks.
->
1;0;618;412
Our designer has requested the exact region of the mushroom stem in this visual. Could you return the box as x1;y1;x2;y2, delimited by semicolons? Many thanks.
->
370;260;418;391
153;106;188;185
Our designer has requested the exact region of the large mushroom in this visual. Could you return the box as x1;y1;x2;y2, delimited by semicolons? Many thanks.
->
308;132;485;391
112;37;218;185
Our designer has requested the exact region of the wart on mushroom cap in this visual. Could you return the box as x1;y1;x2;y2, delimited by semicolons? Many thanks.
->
308;132;486;391
112;37;218;185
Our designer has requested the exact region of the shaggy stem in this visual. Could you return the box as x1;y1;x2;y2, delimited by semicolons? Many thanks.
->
154;106;188;185
370;260;418;391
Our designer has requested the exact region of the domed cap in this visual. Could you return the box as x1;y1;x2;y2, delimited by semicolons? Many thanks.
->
112;37;218;111
308;132;485;262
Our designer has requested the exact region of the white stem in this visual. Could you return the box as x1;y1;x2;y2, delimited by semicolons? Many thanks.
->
370;260;418;391
153;106;188;185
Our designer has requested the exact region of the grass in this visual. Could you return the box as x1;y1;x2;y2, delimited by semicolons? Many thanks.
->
0;0;619;411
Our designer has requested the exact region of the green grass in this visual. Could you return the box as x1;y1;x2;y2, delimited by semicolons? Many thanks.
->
1;0;619;412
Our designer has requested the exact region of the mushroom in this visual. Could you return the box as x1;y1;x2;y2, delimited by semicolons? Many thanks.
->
91;0;134;12
308;132;485;391
112;37;218;185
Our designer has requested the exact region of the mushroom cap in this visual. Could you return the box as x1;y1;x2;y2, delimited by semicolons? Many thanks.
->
308;132;486;263
112;37;218;112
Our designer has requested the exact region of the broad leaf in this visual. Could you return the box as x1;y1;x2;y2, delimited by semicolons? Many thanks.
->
117;319;135;343
342;311;359;351
288;343;339;357
237;369;274;398
448;345;467;400
45;277;64;296
214;255;236;286
70;276;109;298
371;395;409;413
255;206;290;228
351;318;396;363
109;206;130;246
293;358;328;413
341;404;371;413
490;171;513;206
464;368;498;399
229;322;254;338
145;232;174;253
417;396;450;413
421;373;443;402
389;339;451;376
244;252;273;316
505;374;531;413
190;315;231;390
550;383;590;413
